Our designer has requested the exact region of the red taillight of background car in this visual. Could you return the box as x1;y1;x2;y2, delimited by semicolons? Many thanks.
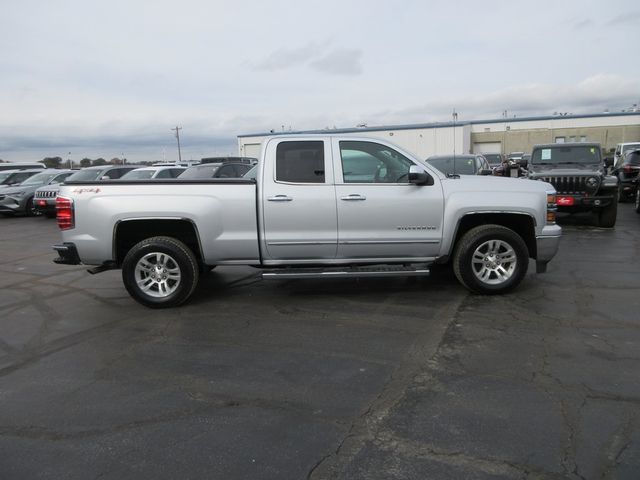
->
56;196;74;230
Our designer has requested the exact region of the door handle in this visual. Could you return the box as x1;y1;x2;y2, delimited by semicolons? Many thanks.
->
340;194;366;201
267;195;293;202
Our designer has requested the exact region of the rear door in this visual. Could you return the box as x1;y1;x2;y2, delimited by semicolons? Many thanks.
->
261;139;337;261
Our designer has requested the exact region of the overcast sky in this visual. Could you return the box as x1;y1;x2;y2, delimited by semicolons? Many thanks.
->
1;0;639;163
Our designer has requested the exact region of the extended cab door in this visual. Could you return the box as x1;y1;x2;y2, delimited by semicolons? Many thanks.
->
261;138;338;261
332;139;444;260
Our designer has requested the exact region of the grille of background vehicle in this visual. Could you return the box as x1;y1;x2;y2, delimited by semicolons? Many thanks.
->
36;191;57;198
540;176;588;194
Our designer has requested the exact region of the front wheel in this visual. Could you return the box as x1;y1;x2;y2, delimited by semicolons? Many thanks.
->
122;236;199;308
452;225;529;294
25;197;40;217
595;200;617;228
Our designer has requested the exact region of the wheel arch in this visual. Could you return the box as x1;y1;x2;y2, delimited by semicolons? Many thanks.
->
113;218;204;266
447;213;537;261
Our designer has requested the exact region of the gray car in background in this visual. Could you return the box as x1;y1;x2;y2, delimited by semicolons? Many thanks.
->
0;169;44;189
35;165;142;217
0;169;75;216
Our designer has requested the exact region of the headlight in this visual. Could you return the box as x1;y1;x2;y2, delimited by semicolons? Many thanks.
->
546;192;557;224
585;177;598;188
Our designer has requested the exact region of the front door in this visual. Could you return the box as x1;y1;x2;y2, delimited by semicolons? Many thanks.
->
333;139;443;260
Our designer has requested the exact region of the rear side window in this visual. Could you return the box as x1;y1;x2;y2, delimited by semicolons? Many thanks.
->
276;141;325;183
155;169;173;179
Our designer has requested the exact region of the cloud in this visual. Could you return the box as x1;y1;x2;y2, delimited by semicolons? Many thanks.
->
375;74;640;124
254;43;362;76
606;11;640;26
310;48;363;76
572;18;593;29
254;42;326;71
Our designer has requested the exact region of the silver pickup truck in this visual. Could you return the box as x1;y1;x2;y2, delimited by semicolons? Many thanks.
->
53;135;561;308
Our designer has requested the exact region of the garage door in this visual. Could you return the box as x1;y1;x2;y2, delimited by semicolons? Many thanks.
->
243;143;262;159
473;142;501;154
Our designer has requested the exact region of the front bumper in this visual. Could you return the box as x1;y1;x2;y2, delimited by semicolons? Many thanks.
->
535;224;562;273
0;195;27;214
53;243;82;265
34;198;56;214
555;194;615;210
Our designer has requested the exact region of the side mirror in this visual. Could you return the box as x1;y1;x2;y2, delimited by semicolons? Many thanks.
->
408;165;433;185
101;175;111;180
604;157;614;167
480;169;493;176
518;159;528;168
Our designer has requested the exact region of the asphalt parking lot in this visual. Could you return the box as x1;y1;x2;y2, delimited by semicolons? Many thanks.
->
1;208;639;479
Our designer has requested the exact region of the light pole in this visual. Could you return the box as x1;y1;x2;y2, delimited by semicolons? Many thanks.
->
452;109;458;159
171;126;183;162
68;152;71;169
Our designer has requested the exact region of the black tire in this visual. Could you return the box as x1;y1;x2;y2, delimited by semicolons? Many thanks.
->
122;236;199;308
595;200;617;228
25;197;39;217
452;225;529;295
635;188;640;214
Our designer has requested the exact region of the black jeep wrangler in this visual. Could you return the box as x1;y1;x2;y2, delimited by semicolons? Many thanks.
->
526;143;619;227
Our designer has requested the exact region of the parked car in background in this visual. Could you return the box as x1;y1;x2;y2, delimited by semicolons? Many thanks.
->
34;165;141;217
0;163;45;171
120;166;186;180
178;162;254;179
200;156;258;165
0;169;44;189
482;153;503;168
613;148;640;202
613;142;640;168
425;154;492;176
526;143;618;227
0;169;75;216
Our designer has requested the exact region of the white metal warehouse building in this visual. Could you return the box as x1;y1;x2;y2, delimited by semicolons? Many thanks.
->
237;112;640;160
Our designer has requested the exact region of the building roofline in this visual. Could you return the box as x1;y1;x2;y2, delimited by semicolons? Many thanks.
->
237;111;640;138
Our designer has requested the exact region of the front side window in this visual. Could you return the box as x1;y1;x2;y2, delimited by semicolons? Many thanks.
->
275;141;325;183
340;141;413;183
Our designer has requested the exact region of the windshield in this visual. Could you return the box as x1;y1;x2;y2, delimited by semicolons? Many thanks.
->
178;165;219;179
66;169;103;181
426;156;476;175
20;172;58;186
532;146;601;164
121;170;155;180
622;143;640;154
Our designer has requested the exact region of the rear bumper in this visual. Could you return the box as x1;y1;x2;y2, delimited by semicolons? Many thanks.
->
53;243;82;265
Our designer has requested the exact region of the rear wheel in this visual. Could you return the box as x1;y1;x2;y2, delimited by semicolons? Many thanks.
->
122;236;199;308
453;225;529;294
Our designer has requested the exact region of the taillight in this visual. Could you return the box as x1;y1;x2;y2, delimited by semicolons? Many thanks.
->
56;196;74;230
623;165;633;173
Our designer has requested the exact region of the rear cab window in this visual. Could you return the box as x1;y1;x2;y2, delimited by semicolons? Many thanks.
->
275;141;326;183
